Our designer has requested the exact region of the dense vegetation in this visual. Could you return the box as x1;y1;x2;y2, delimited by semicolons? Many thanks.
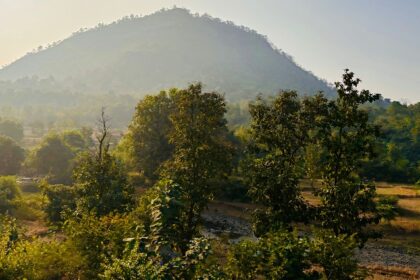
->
0;70;408;279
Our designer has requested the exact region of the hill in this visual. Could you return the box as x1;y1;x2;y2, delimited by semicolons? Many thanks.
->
0;8;334;100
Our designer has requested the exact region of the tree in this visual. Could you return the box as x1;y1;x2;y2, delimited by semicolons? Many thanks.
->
25;133;75;184
101;180;222;279
124;91;174;183
61;130;89;153
245;91;313;235
315;69;384;246
73;109;134;216
0;177;21;213
0;136;25;176
161;83;233;250
0;119;24;143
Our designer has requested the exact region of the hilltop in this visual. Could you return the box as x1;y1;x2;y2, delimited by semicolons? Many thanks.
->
0;8;334;100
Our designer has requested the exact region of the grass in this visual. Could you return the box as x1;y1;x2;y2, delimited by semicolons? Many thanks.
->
365;264;419;280
10;188;48;237
11;192;45;221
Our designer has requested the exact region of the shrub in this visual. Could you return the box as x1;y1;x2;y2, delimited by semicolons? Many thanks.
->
41;182;77;224
226;230;316;280
310;229;366;280
0;176;21;213
64;212;135;277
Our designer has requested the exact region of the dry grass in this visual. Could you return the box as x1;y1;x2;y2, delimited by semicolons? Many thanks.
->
384;197;420;234
364;264;419;280
376;185;419;198
298;180;420;261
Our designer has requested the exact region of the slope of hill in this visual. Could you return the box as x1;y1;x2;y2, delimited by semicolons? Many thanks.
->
0;8;334;100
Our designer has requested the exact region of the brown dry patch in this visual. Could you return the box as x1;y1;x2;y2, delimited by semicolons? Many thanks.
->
302;191;320;206
376;185;419;198
20;220;49;237
364;264;419;280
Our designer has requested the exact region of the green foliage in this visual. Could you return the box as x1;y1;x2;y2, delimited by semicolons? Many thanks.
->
310;229;366;280
0;136;25;176
245;91;312;235
362;101;420;183
73;109;134;217
125;91;174;182
315;70;384;247
227;230;316;280
61;129;90;152
64;213;134;277
74;151;134;217
25;133;76;184
101;237;222;280
0;118;23;143
0;176;21;213
161;83;233;248
376;195;399;222
0;215;84;280
41;182;76;224
148;179;185;252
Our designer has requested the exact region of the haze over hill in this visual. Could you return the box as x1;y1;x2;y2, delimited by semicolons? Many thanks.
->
0;8;334;100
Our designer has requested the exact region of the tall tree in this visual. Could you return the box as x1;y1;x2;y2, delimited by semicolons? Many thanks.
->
161;83;232;250
74;109;134;216
245;91;317;235
316;69;384;246
125;91;174;182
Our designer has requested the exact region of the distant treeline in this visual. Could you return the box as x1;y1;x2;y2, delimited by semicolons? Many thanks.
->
0;76;419;184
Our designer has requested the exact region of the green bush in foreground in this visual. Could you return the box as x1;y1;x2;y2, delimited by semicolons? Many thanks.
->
226;229;365;280
0;215;84;280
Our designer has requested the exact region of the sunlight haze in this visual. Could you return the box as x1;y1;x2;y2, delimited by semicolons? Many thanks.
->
1;0;419;101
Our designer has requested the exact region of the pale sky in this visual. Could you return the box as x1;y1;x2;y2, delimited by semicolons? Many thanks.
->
1;0;419;102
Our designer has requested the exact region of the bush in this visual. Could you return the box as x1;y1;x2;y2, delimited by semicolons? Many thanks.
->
41;182;77;224
310;229;366;280
64;213;135;277
227;230;316;280
101;237;223;280
0;176;21;213
0;215;84;280
376;195;399;221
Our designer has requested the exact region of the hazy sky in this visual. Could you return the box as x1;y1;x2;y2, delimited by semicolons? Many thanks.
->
1;0;419;102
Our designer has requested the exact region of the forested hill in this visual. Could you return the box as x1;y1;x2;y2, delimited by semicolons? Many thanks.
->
0;8;334;100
